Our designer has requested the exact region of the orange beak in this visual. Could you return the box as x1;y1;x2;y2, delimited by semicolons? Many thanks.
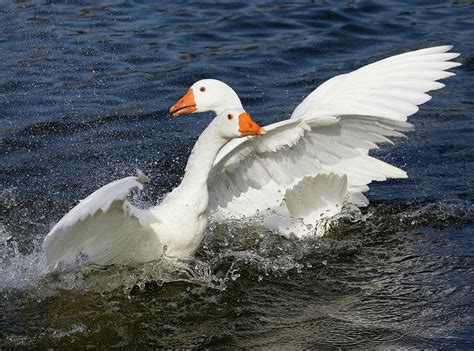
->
170;88;197;116
239;112;266;137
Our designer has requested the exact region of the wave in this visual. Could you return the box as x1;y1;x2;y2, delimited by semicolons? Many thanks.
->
0;197;471;299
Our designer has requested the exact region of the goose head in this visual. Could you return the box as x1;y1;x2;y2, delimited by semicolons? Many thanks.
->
215;108;266;139
170;79;243;116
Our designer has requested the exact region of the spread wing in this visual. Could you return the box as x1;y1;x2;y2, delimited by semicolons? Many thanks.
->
208;116;412;219
208;46;460;223
291;45;460;121
42;171;161;270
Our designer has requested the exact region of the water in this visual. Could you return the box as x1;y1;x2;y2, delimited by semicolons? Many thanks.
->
1;0;473;348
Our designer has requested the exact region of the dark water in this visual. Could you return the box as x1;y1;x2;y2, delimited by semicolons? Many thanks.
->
1;0;473;348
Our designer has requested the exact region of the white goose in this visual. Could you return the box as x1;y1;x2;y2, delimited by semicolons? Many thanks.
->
42;109;265;270
170;46;460;237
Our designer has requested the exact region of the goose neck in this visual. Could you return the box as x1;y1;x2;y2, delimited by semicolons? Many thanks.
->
213;93;243;115
180;122;226;189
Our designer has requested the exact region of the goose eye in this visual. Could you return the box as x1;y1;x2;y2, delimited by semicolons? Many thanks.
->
227;114;233;120
200;87;206;92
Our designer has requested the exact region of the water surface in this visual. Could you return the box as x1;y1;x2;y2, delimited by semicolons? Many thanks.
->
1;0;473;348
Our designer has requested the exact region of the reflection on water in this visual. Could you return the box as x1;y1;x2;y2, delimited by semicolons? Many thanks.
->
1;0;473;348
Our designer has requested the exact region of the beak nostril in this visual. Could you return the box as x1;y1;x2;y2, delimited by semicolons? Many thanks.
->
238;112;264;137
170;88;197;116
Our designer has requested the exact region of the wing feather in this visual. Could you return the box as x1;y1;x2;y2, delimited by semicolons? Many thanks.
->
42;172;160;270
291;45;460;121
208;46;459;225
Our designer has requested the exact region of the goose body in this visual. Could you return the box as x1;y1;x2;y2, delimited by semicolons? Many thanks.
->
42;109;265;270
170;46;461;238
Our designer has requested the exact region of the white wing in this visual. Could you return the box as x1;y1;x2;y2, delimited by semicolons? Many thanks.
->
42;171;161;270
209;115;411;220
291;45;460;121
208;46;460;233
261;172;349;238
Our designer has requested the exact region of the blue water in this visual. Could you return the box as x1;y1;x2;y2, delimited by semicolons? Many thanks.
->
1;0;473;348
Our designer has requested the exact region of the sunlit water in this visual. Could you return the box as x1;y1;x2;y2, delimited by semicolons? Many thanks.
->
1;1;473;348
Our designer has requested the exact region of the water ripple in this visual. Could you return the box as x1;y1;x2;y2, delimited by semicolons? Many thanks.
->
1;0;473;348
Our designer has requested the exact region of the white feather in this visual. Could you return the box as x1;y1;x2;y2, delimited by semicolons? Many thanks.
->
207;46;459;236
291;45;460;121
42;174;160;269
